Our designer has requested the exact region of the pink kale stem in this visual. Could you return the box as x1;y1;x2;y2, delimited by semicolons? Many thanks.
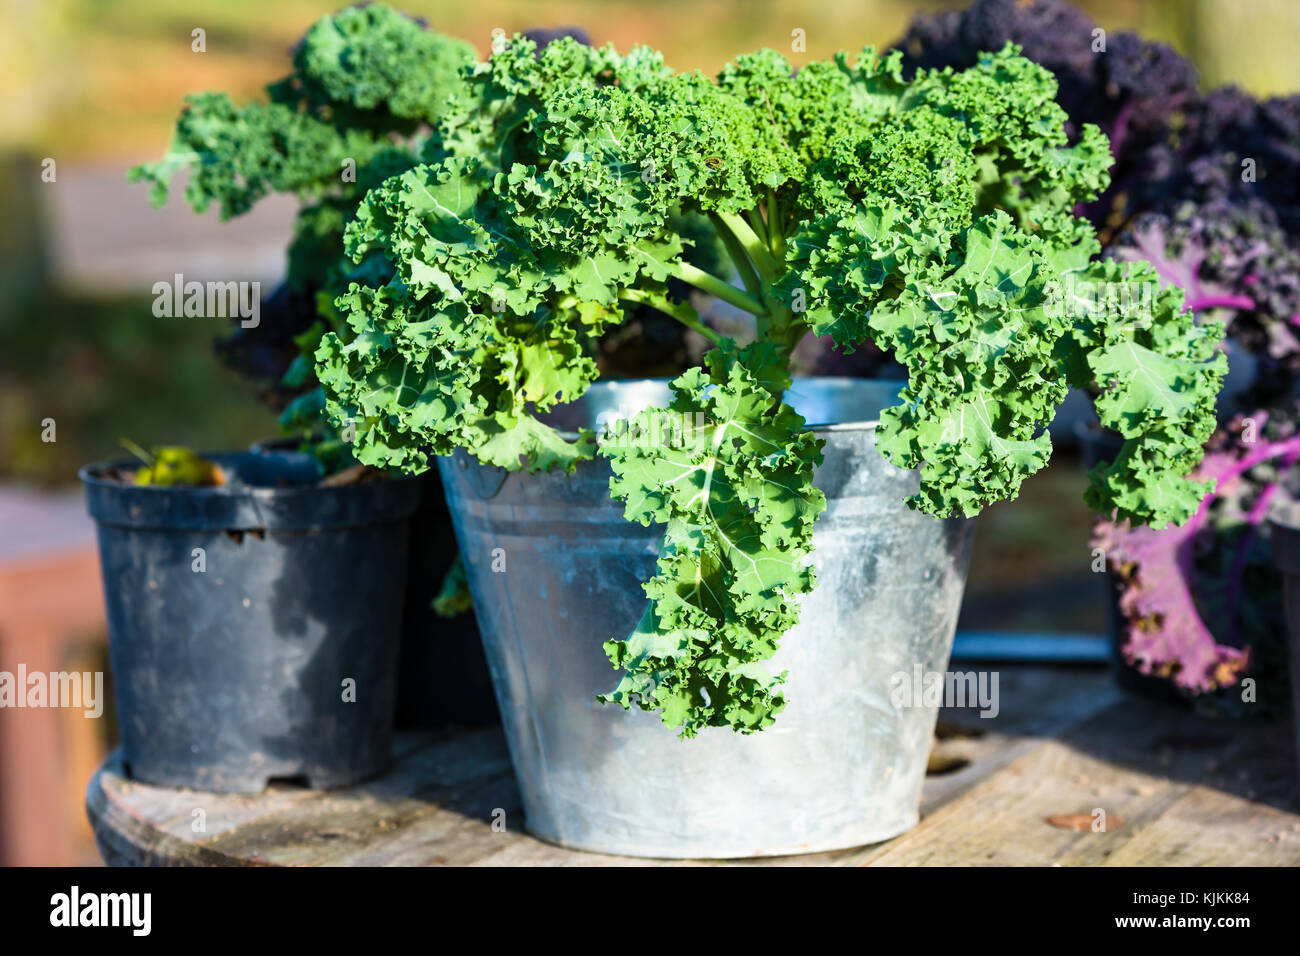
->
1220;434;1300;481
1185;294;1257;312
1109;435;1300;686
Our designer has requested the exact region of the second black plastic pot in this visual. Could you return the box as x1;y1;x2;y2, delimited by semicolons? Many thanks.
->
397;467;498;727
81;451;419;793
1269;511;1300;779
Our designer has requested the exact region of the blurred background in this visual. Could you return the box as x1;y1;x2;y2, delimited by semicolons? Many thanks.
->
0;0;1296;865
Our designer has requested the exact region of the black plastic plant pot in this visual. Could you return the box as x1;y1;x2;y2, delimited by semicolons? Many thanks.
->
80;451;419;793
247;439;498;729
1268;511;1300;778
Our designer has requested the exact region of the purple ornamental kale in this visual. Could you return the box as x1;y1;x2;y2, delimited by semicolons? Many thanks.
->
521;27;592;48
1095;412;1300;695
1108;198;1300;406
1118;89;1300;237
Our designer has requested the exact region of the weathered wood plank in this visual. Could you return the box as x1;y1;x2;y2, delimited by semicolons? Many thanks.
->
915;665;1121;815
85;667;1300;866
1100;786;1300;866
858;737;1187;865
181;728;512;866
463;831;674;867
856;694;1300;867
773;664;1122;866
87;730;481;865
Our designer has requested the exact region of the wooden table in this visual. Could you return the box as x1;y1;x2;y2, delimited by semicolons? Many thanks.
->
86;666;1300;866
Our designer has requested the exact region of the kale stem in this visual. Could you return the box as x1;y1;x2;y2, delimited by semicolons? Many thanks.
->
707;212;762;298
619;288;724;346
766;188;784;254
672;261;767;316
118;437;154;466
713;211;780;283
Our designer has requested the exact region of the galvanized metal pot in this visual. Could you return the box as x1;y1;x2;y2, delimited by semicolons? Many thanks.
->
439;379;975;858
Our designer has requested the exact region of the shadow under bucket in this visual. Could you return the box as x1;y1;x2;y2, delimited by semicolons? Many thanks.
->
439;378;976;858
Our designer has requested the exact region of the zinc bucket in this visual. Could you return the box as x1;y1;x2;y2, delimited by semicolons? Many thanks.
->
439;379;975;858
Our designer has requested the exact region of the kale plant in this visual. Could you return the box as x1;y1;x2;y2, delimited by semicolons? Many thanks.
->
130;4;477;461
313;30;1223;735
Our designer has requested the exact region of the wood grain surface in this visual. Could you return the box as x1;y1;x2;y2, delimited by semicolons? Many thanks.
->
85;666;1300;866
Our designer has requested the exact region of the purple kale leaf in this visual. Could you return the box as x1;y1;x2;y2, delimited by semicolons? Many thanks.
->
1108;199;1300;407
1095;412;1300;695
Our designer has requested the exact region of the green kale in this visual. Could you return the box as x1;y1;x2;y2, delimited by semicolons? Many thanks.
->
133;7;1231;737
129;4;478;457
129;4;475;219
296;33;1225;735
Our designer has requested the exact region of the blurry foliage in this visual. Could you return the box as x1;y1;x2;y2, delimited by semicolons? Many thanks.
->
0;291;269;486
6;0;1299;161
0;152;268;485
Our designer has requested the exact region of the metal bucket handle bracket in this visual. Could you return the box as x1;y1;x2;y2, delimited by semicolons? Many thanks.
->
454;450;511;500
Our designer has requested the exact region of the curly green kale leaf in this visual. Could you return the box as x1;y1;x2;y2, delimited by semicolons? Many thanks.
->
318;44;809;479
870;211;1070;515
316;150;644;475
281;3;476;125
128;92;393;219
1075;261;1228;527
797;44;1112;241
130;3;472;219
779;43;1220;526
598;343;826;736
431;34;670;176
785;199;1224;524
716;48;909;196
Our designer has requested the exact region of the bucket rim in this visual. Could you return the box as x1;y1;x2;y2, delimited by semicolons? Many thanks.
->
544;375;904;439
